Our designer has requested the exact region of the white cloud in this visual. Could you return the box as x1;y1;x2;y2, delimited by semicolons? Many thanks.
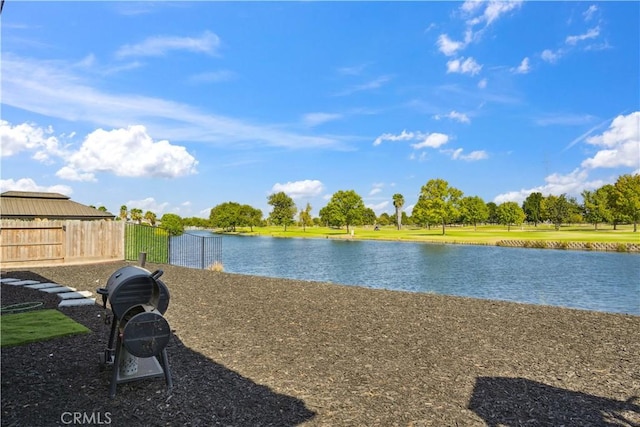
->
479;0;523;26
437;34;465;56
447;57;482;76
409;151;429;162
373;129;417;146
0;120;65;160
583;5;598;21
541;49;561;63
368;182;385;196
60;125;198;180
337;63;369;76
461;0;523;35
55;166;97;182
566;26;600;45
366;201;389;213
411;133;450;149
302;112;343;127
375;130;450;150
461;0;484;15
115;31;220;58
536;113;596;127
125;197;170;215
2;54;345;150
271;179;325;199
581;112;640;169
434;111;471;124
0;178;73;195
493;168;605;204
188;70;235;84
457;149;488;161
335;75;392;96
443;148;488;161
514;57;530;74
477;79;488;89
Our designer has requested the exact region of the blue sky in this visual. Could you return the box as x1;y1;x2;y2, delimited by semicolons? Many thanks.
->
1;1;639;219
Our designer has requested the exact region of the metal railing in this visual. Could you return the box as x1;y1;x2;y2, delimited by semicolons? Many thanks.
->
125;224;221;269
169;232;222;269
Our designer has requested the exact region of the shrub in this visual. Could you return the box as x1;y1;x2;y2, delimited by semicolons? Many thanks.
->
558;241;569;250
616;243;628;253
207;261;224;272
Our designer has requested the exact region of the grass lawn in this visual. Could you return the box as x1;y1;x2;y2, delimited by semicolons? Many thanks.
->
223;223;639;246
125;224;169;263
1;309;90;348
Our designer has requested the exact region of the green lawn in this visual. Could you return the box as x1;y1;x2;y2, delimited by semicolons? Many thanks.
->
1;309;90;348
221;223;639;245
125;224;169;263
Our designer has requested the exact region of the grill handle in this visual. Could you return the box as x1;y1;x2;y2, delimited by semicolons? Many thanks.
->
97;287;109;308
150;269;164;280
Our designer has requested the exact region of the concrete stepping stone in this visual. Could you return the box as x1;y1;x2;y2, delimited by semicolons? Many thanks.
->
0;278;21;283
57;291;93;300
40;286;77;293
4;280;41;286
58;298;96;308
24;282;60;290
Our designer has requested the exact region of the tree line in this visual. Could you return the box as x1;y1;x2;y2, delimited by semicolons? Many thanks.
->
116;173;639;235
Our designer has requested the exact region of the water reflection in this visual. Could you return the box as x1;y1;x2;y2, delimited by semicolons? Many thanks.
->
216;235;639;315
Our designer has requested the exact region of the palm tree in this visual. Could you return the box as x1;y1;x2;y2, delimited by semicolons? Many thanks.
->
392;193;404;230
144;211;157;226
119;205;128;221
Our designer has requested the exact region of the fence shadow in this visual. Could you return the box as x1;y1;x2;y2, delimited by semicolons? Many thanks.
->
157;333;317;426
468;376;640;427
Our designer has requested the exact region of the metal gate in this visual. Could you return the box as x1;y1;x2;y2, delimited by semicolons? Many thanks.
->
125;224;221;269
168;232;222;269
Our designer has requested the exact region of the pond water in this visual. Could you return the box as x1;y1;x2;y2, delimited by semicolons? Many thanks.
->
185;232;640;315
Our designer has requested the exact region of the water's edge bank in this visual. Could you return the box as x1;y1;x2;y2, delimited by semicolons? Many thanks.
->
214;230;640;253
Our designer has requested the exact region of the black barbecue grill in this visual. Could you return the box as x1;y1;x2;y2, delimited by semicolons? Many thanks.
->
97;266;173;398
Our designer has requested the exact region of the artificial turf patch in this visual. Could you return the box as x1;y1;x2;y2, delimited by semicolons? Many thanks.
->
1;309;89;348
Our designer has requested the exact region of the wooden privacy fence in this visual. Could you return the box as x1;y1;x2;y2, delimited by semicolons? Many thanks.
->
0;220;125;267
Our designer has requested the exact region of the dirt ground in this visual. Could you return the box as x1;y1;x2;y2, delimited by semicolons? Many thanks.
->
1;261;639;426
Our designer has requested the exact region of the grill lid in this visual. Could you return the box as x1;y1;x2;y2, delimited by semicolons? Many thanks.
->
99;266;170;319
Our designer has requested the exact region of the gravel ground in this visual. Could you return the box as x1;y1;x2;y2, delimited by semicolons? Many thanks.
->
1;261;639;426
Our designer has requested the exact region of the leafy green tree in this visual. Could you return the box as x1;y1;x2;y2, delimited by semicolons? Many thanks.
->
459;196;489;230
130;208;143;224
268;192;297;231
392;193;405;230
210;202;242;231
239;204;263;232
486;202;498;224
496;201;526;231
183;216;210;228
412;178;463;235
318;206;334;227
144;210;157;226
377;212;391;226
610;174;640;232
323;190;366;233
98;206;108;212
299;203;313;231
541;194;572;230
522;192;543;226
119;205;128;221
362;207;377;226
160;213;184;236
